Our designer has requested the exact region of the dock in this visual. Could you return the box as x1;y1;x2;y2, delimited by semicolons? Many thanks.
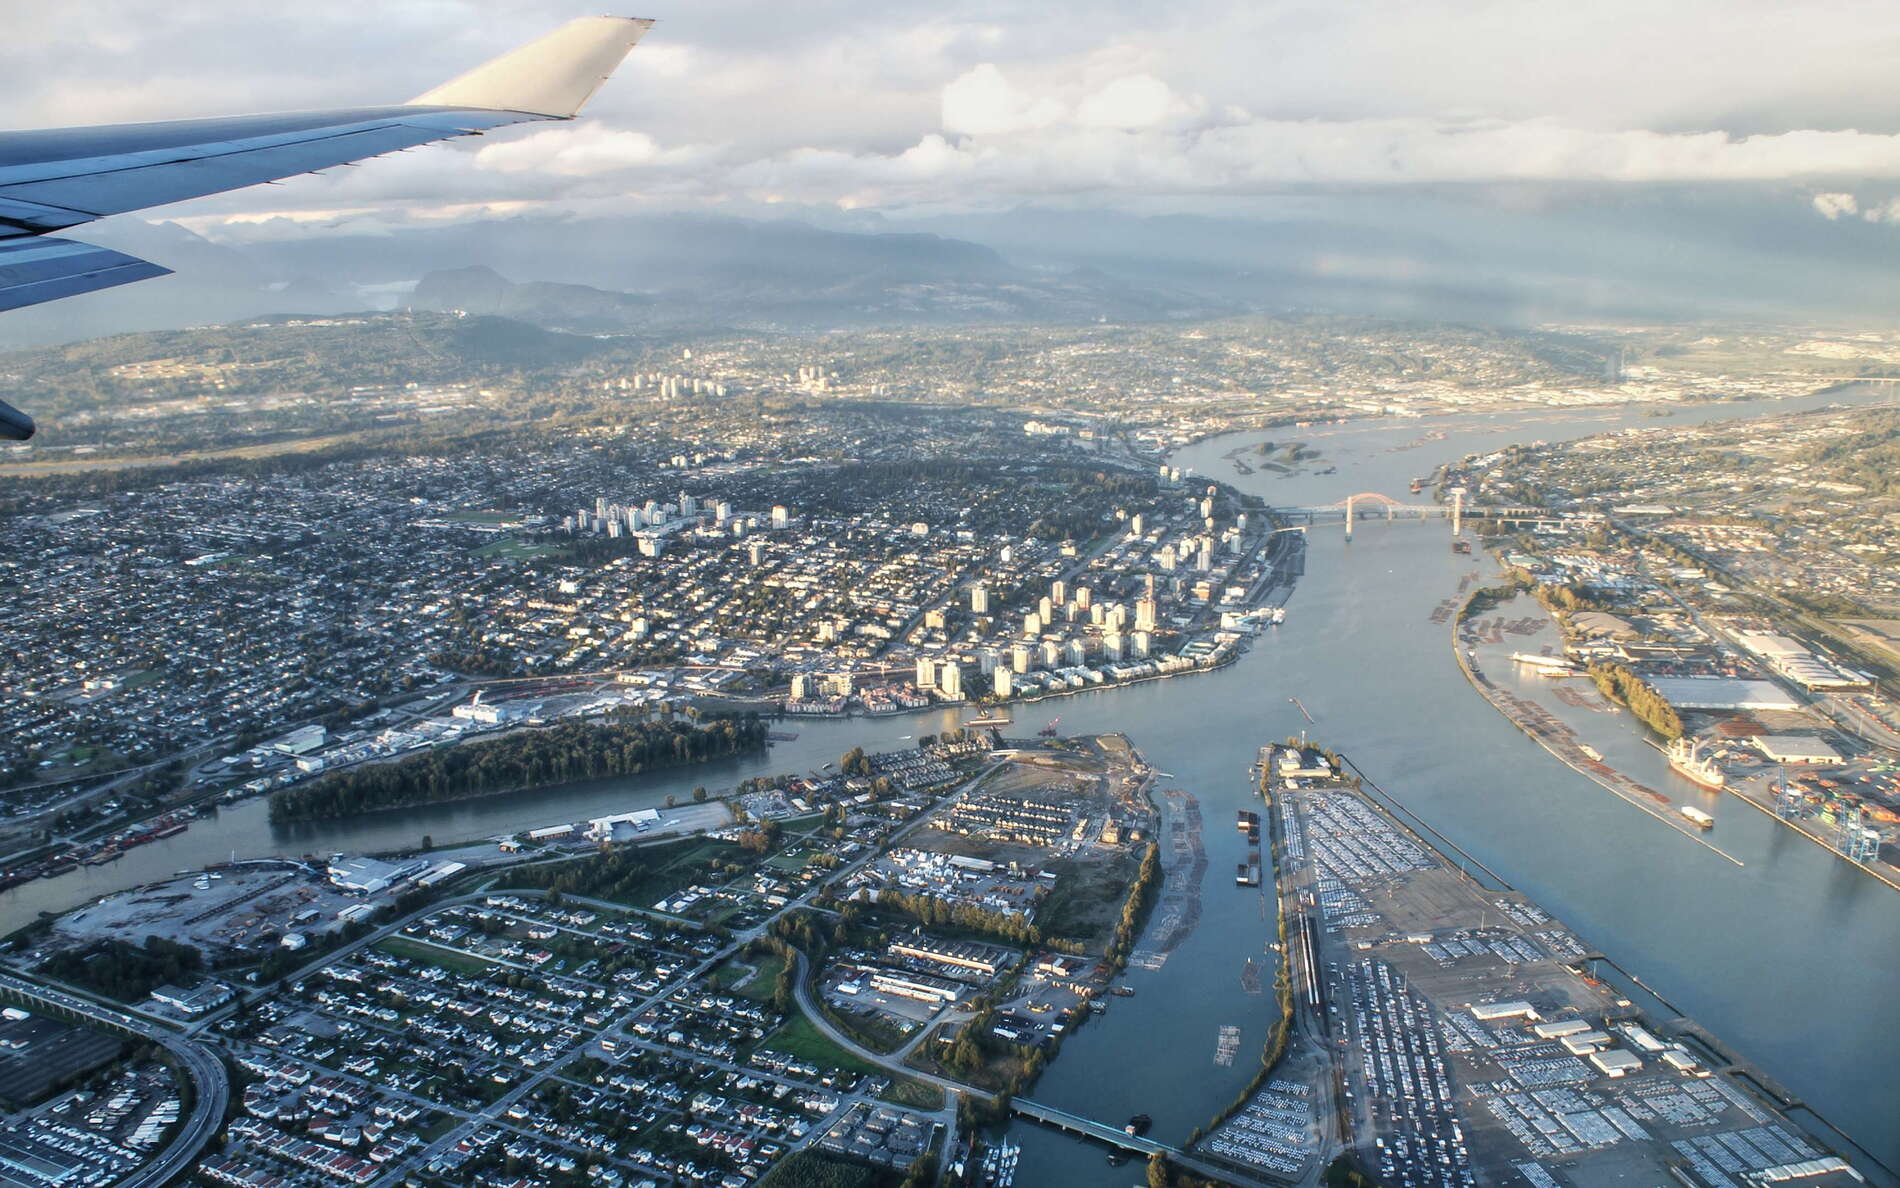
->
1509;650;1580;674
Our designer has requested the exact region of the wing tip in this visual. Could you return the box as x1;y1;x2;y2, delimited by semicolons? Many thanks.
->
408;16;652;118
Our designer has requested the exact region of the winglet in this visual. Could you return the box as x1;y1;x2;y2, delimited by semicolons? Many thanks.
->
408;16;652;118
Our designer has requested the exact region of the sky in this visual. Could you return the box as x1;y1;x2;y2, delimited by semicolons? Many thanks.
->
7;0;1900;331
8;0;1900;228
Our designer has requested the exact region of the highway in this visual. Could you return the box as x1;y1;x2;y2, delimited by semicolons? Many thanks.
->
0;971;228;1188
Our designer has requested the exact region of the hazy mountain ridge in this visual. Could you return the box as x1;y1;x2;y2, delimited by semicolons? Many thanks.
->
9;190;1900;349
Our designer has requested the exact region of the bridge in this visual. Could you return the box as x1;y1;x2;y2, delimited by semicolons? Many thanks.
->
1278;490;1594;538
1010;1098;1280;1184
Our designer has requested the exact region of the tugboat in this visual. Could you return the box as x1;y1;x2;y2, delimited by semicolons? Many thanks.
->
1655;736;1724;790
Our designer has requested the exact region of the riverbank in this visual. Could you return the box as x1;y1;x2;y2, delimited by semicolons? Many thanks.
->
1721;772;1900;893
1450;576;1751;867
1449;556;1900;892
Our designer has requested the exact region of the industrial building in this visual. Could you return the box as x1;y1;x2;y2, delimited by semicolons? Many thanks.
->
326;855;421;895
1646;676;1802;712
1587;1049;1644;1078
886;938;1005;978
270;724;328;756
150;981;235;1017
866;970;964;1005
1752;735;1845;765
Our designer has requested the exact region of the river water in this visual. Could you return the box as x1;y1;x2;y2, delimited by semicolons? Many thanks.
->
8;387;1896;1177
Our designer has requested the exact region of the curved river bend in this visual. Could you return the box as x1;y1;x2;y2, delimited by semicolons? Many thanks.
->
7;390;1895;1178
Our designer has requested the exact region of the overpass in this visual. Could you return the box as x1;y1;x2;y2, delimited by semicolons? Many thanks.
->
1010;1098;1283;1185
0;971;229;1188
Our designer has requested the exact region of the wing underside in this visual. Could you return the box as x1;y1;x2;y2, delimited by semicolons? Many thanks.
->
0;237;172;313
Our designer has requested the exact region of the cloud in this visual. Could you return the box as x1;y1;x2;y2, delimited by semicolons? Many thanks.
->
11;0;1900;235
1811;192;1860;219
1075;74;1201;131
474;125;703;177
716;114;1900;211
941;64;1065;136
1865;198;1900;223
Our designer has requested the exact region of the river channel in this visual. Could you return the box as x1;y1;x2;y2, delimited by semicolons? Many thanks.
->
6;387;1896;1179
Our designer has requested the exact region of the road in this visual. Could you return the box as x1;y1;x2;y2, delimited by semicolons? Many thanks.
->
357;766;994;1183
0;971;228;1188
5;756;1000;1185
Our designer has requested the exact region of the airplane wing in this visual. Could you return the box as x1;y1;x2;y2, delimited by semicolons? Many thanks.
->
0;15;651;439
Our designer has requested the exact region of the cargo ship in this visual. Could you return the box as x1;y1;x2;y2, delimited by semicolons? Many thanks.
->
1679;805;1715;829
965;714;1012;728
1654;737;1724;790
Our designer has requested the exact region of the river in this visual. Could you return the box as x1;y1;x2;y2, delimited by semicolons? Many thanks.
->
7;386;1896;1178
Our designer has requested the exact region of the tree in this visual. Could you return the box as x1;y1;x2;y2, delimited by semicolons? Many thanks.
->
1148;1152;1172;1188
693;785;708;803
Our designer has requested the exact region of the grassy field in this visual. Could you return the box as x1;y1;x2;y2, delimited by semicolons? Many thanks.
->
519;833;746;911
877;1078;945;1110
376;936;497;976
765;847;819;872
473;538;566;562
764;1010;944;1107
1033;849;1143;948
737;955;785;999
759;1149;891;1188
762;1011;889;1079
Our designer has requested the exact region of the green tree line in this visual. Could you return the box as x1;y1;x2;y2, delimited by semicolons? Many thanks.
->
873;889;1040;947
1587;662;1684;739
270;715;766;822
39;937;201;1003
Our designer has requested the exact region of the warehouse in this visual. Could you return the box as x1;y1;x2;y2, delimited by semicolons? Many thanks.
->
868;970;964;1005
1646;676;1801;712
1752;735;1845;765
1470;1000;1539;1023
1588;1049;1644;1078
